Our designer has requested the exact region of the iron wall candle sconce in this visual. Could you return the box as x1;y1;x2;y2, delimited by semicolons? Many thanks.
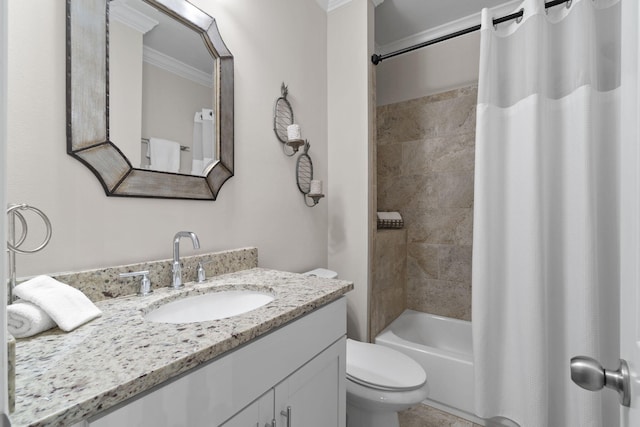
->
274;83;325;207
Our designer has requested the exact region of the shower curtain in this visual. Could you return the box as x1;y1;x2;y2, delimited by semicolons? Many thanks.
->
472;0;621;426
191;108;215;175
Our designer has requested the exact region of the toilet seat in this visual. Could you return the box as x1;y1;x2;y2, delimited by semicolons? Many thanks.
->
346;339;426;391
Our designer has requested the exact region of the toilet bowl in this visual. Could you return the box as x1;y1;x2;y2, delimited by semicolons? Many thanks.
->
302;268;429;427
346;338;429;427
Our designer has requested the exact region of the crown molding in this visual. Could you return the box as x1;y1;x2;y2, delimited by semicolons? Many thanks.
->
376;0;520;55
143;46;213;88
328;0;351;11
316;0;383;12
110;0;158;34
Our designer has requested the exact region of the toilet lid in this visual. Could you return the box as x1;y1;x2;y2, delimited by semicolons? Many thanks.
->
346;339;427;391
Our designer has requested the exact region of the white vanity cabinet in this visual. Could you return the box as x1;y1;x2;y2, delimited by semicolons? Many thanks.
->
84;298;346;427
273;338;345;427
222;338;345;427
220;389;274;427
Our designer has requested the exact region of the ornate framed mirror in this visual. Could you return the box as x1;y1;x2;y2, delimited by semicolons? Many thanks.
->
66;0;234;200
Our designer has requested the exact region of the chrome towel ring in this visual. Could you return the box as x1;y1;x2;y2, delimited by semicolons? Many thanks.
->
6;203;53;303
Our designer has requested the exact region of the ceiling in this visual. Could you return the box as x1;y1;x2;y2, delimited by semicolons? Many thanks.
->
374;0;514;51
119;0;518;69
126;0;213;74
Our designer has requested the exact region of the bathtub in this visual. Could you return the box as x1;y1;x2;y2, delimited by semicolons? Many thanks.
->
375;309;481;424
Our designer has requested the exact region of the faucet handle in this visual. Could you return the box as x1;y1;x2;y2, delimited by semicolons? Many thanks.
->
197;262;206;283
120;270;152;296
196;260;215;283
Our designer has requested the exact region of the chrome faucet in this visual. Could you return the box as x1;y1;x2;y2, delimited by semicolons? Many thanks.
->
171;231;200;289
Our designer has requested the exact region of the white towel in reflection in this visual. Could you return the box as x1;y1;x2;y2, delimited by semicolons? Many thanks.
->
7;300;56;338
14;275;102;332
148;137;180;173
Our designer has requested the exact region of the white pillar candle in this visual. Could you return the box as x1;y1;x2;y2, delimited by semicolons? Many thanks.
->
310;179;323;195
287;124;301;140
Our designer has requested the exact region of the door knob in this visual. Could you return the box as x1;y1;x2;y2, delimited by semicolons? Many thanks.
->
570;356;630;407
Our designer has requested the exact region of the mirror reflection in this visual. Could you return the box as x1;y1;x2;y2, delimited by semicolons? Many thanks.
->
67;0;233;200
110;0;216;176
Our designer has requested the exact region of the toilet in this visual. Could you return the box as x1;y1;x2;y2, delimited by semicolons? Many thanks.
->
303;269;429;427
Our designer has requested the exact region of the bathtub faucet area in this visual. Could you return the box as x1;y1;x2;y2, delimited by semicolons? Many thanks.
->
171;231;200;289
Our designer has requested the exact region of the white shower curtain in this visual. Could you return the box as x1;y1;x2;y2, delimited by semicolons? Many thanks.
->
472;0;621;426
191;108;215;176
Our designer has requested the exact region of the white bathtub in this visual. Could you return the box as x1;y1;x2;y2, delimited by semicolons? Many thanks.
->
375;309;481;424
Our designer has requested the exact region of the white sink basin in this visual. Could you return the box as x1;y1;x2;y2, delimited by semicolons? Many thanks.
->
145;290;274;324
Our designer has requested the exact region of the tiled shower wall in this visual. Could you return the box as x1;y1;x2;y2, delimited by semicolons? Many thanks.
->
376;86;477;321
370;229;407;339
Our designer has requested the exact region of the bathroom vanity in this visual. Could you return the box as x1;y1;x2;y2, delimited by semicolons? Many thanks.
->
9;260;352;427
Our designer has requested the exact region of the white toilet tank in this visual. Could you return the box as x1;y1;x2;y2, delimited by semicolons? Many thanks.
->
303;268;338;279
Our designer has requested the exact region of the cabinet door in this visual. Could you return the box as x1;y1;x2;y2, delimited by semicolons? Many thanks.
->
221;389;274;427
274;338;346;427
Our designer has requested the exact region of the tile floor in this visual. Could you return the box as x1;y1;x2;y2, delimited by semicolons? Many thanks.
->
399;403;483;427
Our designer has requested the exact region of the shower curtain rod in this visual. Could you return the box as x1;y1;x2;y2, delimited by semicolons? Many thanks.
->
371;0;570;65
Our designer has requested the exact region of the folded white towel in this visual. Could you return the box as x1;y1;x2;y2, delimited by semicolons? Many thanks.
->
14;275;102;332
377;211;402;221
148;137;180;173
7;300;56;338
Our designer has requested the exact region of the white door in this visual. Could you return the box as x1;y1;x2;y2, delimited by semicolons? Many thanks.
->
0;0;8;420
619;0;640;425
571;1;640;426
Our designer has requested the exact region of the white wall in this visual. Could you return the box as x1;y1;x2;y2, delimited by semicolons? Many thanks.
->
376;31;480;106
328;0;375;341
141;63;212;173
7;0;328;278
110;20;143;168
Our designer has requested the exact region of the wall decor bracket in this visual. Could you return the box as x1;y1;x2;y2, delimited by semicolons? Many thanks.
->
296;142;325;207
273;83;300;156
273;83;325;207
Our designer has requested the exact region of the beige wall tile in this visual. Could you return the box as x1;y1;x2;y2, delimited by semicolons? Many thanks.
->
370;287;406;338
377;108;425;145
439;245;472;283
407;208;473;245
378;175;438;213
402;138;436;176
376;85;476;322
430;132;476;172
374;230;407;291
402;133;475;177
407;243;439;280
437;170;475;209
407;278;471;320
371;229;407;339
377;143;402;178
418;94;477;138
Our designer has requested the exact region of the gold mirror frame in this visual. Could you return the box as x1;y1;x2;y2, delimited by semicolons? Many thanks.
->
66;0;234;200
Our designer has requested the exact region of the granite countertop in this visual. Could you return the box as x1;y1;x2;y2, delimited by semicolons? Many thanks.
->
9;268;353;427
